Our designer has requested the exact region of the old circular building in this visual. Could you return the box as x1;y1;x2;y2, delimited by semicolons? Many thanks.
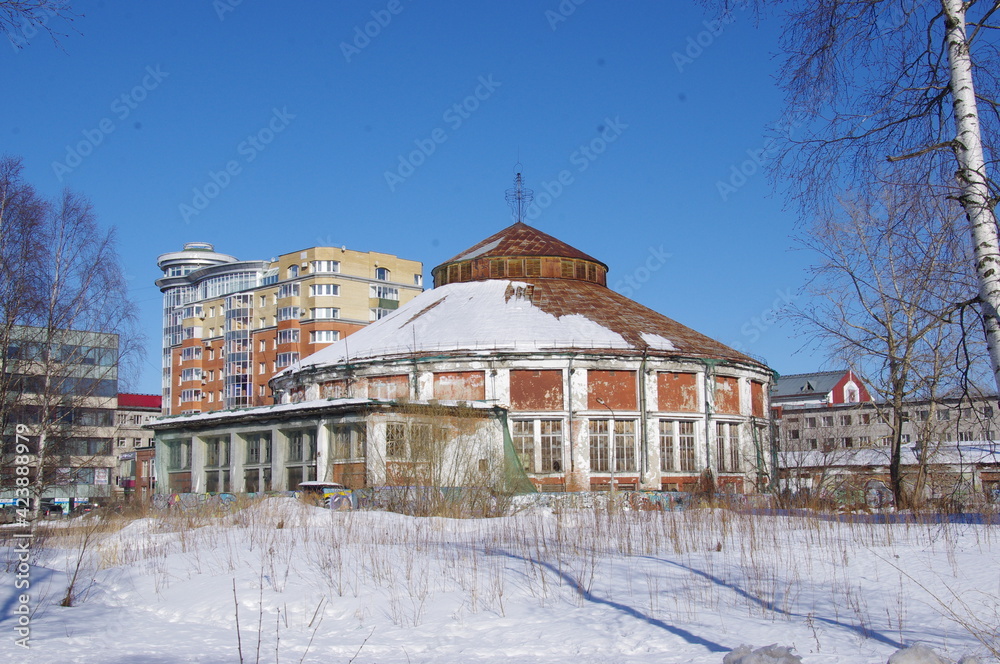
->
270;217;774;493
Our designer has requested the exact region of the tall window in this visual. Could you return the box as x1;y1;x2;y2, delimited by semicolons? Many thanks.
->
659;420;697;472
332;424;365;460
659;420;675;472
512;420;535;472
614;420;636;472
243;432;272;493
167;439;192;470
386;422;406;459
510;420;563;474
589;420;610;472
539;420;563;473
678;422;696;471
715;422;741;472
284;429;317;488
589;420;636;473
205;436;230;493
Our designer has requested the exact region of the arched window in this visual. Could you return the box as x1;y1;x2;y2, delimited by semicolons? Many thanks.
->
288;265;299;279
375;267;390;281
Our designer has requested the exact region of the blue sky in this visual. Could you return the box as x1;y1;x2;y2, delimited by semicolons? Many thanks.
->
3;1;827;394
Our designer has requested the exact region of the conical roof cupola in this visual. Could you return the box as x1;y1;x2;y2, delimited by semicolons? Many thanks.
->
432;222;609;287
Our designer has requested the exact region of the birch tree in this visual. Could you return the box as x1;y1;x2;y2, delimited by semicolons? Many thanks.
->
790;191;977;507
709;0;1000;392
1;156;141;521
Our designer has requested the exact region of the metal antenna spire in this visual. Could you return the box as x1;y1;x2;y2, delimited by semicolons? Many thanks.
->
505;164;534;224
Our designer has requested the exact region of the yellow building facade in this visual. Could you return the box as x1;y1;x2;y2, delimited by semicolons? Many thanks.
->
157;243;422;415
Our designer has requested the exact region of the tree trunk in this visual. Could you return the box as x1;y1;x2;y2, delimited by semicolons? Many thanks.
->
890;400;904;509
942;0;1000;395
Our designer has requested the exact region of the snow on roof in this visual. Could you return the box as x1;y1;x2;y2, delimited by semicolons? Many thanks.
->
452;238;503;261
150;397;498;429
772;371;849;399
782;442;1000;468
288;279;635;372
149;398;373;428
640;333;677;352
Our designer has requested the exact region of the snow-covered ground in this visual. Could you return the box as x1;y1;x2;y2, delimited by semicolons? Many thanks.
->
2;498;998;663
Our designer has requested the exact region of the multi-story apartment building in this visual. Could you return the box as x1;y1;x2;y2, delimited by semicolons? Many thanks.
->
113;393;161;497
156;243;423;415
1;326;120;511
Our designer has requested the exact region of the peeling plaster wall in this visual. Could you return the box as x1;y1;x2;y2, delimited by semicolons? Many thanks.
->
262;352;773;494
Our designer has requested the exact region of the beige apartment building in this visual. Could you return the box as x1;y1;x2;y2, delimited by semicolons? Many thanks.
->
157;243;423;415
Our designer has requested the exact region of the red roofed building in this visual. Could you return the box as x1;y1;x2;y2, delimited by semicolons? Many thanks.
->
115;393;161;498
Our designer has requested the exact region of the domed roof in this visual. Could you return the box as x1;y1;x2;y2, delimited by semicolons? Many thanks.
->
283;217;763;375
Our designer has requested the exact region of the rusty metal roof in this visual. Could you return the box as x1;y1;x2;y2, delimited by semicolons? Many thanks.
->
440;222;606;268
527;279;757;363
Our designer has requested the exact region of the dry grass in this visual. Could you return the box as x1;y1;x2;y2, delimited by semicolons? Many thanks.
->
5;496;997;661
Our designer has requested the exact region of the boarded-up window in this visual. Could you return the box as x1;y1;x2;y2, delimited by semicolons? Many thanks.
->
587;370;637;410
561;260;575;278
367;374;409;400
460;262;472;281
525;258;541;277
447;265;459;283
510;370;563;410
433;371;486;401
490;259;506;278
507;259;524;277
657;372;699;412
575;262;587;279
714;376;740;415
750;381;765;418
322;379;349;399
